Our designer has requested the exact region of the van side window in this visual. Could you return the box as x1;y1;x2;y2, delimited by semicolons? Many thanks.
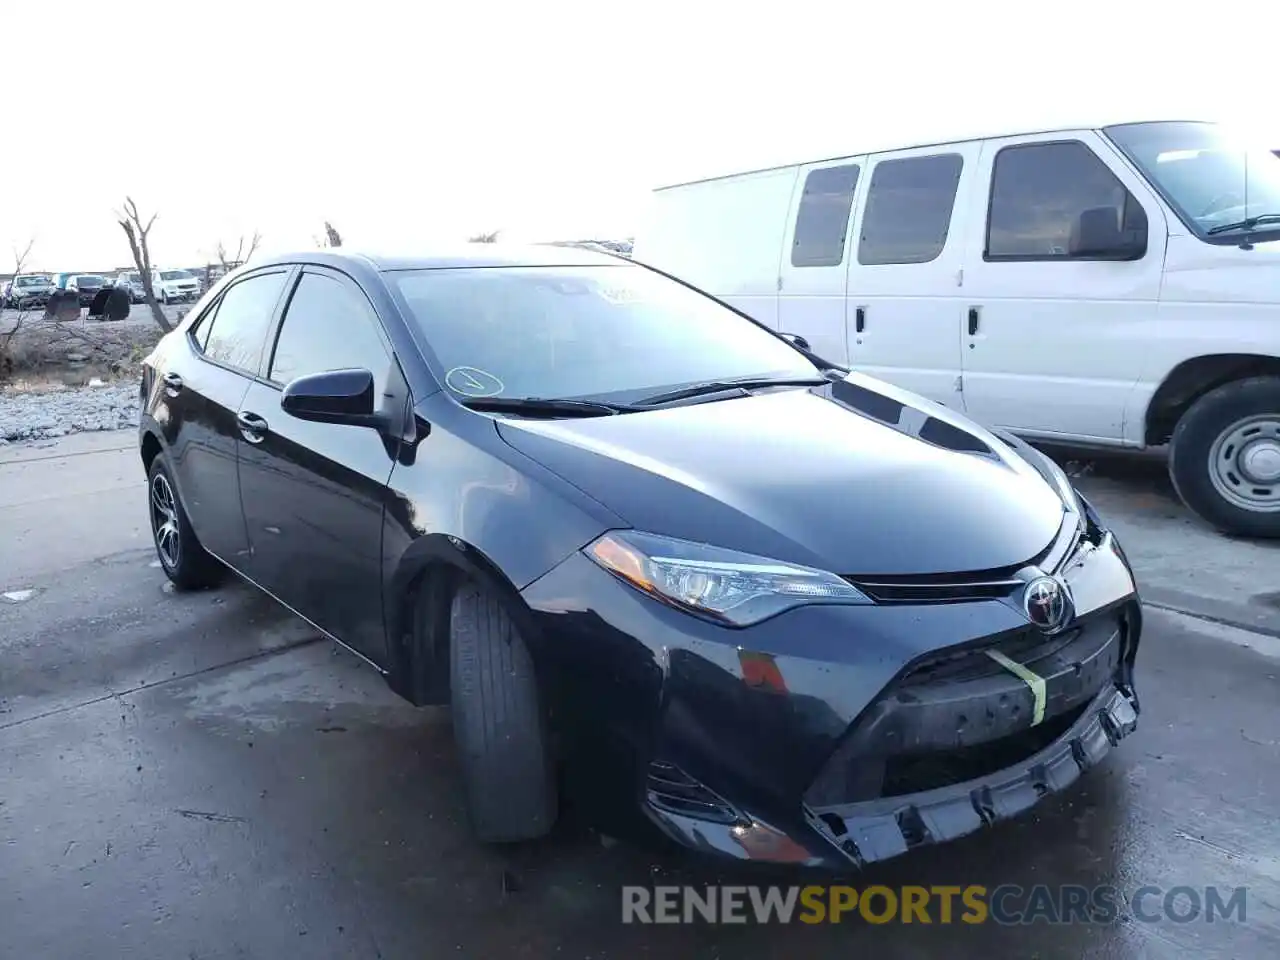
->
857;154;963;266
791;164;860;268
985;141;1148;260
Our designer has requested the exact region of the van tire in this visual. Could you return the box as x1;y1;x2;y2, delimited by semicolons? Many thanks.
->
449;580;557;843
1169;376;1280;538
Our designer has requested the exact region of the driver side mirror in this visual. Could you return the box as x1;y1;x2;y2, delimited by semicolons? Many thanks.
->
281;368;382;428
1069;206;1146;260
779;332;812;352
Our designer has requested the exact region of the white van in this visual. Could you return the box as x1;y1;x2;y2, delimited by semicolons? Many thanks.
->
633;119;1280;538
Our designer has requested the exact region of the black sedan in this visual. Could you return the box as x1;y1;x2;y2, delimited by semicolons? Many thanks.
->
137;247;1142;869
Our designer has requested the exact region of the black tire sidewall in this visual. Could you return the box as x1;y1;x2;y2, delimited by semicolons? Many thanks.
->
447;580;556;842
1169;376;1280;538
147;455;223;588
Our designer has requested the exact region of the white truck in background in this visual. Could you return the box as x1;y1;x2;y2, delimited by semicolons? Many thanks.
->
633;119;1280;538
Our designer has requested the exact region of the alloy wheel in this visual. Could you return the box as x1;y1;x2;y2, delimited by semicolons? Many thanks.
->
149;472;181;569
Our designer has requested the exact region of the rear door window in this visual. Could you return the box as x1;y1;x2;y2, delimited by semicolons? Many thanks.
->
199;271;289;374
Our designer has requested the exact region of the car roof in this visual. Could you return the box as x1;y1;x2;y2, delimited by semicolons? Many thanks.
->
252;244;630;274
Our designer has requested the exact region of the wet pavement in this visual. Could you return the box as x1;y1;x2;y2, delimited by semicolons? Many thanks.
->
2;433;1279;958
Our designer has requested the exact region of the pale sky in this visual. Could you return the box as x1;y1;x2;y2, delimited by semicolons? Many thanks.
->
6;0;1277;271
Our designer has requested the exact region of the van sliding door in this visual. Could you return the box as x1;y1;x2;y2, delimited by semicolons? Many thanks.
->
843;144;978;408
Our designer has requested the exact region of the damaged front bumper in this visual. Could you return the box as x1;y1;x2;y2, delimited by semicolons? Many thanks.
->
521;513;1142;872
644;682;1137;870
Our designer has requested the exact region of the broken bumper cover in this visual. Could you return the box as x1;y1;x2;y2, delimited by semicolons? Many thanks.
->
645;683;1138;870
805;683;1138;867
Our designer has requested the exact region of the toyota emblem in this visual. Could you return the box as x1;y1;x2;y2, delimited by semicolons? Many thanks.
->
1022;576;1072;634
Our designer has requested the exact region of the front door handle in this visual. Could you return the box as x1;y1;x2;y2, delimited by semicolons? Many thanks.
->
855;306;866;334
968;306;981;336
236;411;269;444
162;372;184;394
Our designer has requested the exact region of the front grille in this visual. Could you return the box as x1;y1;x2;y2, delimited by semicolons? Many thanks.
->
646;761;741;824
850;575;1025;605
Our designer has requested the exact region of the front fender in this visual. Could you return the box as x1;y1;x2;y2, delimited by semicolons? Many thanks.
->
379;405;625;702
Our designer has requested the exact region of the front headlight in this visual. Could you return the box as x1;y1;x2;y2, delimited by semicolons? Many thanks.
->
585;530;871;627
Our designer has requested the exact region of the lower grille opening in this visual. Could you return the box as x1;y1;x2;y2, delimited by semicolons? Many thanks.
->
881;701;1089;798
646;761;740;824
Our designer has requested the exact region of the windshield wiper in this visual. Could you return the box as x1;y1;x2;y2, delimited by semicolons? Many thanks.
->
1207;213;1280;236
458;396;637;417
635;375;833;407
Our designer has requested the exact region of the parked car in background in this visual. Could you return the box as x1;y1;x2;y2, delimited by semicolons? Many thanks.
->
153;269;201;304
114;271;147;303
137;246;1142;868
634;118;1280;538
2;273;57;308
67;274;108;306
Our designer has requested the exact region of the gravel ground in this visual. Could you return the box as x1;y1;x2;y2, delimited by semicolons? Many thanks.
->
0;380;140;443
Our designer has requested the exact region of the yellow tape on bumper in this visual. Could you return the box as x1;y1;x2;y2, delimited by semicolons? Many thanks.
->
986;649;1046;726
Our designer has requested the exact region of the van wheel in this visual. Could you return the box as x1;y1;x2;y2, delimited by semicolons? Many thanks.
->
449;580;556;843
148;455;226;589
1169;376;1280;538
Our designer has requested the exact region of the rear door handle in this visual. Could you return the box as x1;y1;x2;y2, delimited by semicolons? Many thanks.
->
236;411;269;444
162;372;183;394
968;306;980;336
855;306;866;334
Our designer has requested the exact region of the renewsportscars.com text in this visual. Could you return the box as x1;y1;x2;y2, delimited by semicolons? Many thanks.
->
622;884;1248;925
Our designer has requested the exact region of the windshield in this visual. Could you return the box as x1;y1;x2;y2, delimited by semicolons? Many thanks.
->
160;270;191;281
77;276;104;286
1106;121;1280;238
390;264;818;403
16;276;48;287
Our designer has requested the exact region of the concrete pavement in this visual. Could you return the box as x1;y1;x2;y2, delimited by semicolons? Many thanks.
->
2;430;1279;958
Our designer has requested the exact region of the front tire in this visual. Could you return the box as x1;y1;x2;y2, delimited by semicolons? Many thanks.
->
1169;376;1280;538
147;455;225;589
449;580;557;843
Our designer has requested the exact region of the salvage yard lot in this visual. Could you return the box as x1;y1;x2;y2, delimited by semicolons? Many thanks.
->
1;431;1279;958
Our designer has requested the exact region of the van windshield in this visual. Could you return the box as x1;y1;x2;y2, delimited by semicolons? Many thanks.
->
1106;121;1280;240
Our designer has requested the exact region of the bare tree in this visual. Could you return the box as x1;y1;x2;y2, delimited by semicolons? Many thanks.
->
322;221;342;247
215;230;262;270
468;231;501;243
0;238;37;376
116;197;171;333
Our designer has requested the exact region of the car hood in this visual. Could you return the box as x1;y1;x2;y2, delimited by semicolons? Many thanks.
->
495;374;1069;576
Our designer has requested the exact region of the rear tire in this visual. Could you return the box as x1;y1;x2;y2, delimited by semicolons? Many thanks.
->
1169;376;1280;538
449;580;556;843
147;455;226;589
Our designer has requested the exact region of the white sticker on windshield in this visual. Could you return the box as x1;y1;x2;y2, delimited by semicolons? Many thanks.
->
445;366;505;397
596;285;640;305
